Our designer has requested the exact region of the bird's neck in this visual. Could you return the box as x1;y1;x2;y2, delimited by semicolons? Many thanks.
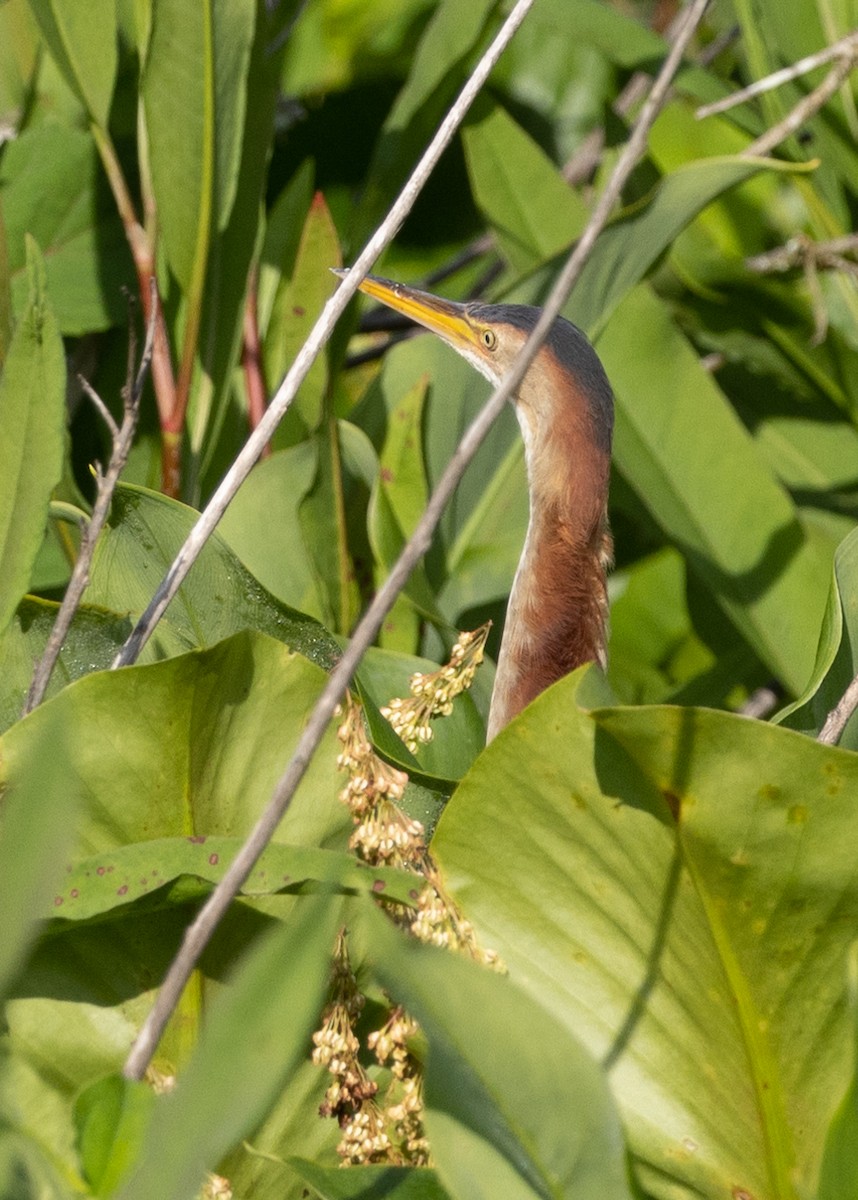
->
487;420;611;741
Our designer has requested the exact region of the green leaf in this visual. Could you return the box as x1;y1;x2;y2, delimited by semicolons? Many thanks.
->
817;945;858;1200
563;157;809;339
778;525;858;745
266;191;340;443
434;670;858;1198
0;198;12;365
0;703;77;998
361;905;633;1200
462;101;587;273
0;598;130;735
74;1075;155;1196
375;373;429;538
439;438;528;620
291;1159;452;1200
0;630;349;864
86;482;341;668
114;895;342;1200
50;838;418;925
354;0;499;242
188;1;295;486
0;124;131;332
27;0;117;127
142;0;254;291
599;285;831;694
218;443;326;619
0;236;65;637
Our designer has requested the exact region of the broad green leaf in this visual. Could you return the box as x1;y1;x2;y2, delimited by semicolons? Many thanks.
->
0;201;12;364
0;1125;79;1200
1;632;348;1181
606;547;718;706
266;191;340;443
0;630;348;862
0;237;65;637
375;373;429;537
361;906;633;1200
115;895;342;1200
188;2;295;488
368;373;442;650
86;482;341;668
0;1;39;129
0;598;129;734
368;481;432;653
439;438;528;620
778;526;858;745
84;483;477;800
462;102;587;273
74;1075;155;1196
0;124;131;332
599;285;831;694
298;423;360;633
209;0;255;233
218;443;326;620
291;1159;451;1200
258;161;316;334
0;705;76;998
753;411;858;492
817;945;858;1200
354;0;499;241
50;838;417;925
434;670;858;1199
561;157;808;339
27;0;117;128
142;0;254;291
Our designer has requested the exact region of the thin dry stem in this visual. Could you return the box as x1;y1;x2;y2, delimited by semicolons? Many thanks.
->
741;49;858;157
697;30;858;118
23;286;157;715
121;0;710;1083
818;676;858;745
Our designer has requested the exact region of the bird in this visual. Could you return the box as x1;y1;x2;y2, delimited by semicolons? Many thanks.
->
350;273;614;742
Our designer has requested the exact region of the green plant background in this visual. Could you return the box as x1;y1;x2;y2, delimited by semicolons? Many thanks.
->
1;1;858;1198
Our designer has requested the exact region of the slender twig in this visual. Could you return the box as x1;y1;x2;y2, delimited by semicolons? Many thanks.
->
111;0;537;674
22;287;157;715
697;30;858;118
746;233;858;273
90;125;177;437
746;233;858;343
739;686;780;720
818;675;858;744
740;48;858;157
122;0;710;1083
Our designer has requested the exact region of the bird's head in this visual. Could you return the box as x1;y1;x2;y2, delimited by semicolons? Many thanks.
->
337;272;613;457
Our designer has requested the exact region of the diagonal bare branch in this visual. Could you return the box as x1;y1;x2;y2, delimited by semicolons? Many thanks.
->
122;0;712;1083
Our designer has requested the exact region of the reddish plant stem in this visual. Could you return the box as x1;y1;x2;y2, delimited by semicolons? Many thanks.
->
242;270;271;457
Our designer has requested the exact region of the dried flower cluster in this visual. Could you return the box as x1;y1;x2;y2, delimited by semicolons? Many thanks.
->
314;629;499;1167
380;624;490;753
312;931;427;1165
199;1175;232;1200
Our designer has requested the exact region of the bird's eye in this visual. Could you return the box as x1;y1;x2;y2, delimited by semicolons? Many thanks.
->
482;328;497;350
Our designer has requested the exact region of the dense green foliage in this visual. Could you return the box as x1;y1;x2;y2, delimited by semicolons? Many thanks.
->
1;1;858;1197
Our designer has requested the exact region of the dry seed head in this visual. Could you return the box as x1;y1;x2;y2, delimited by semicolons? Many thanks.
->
381;624;490;752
